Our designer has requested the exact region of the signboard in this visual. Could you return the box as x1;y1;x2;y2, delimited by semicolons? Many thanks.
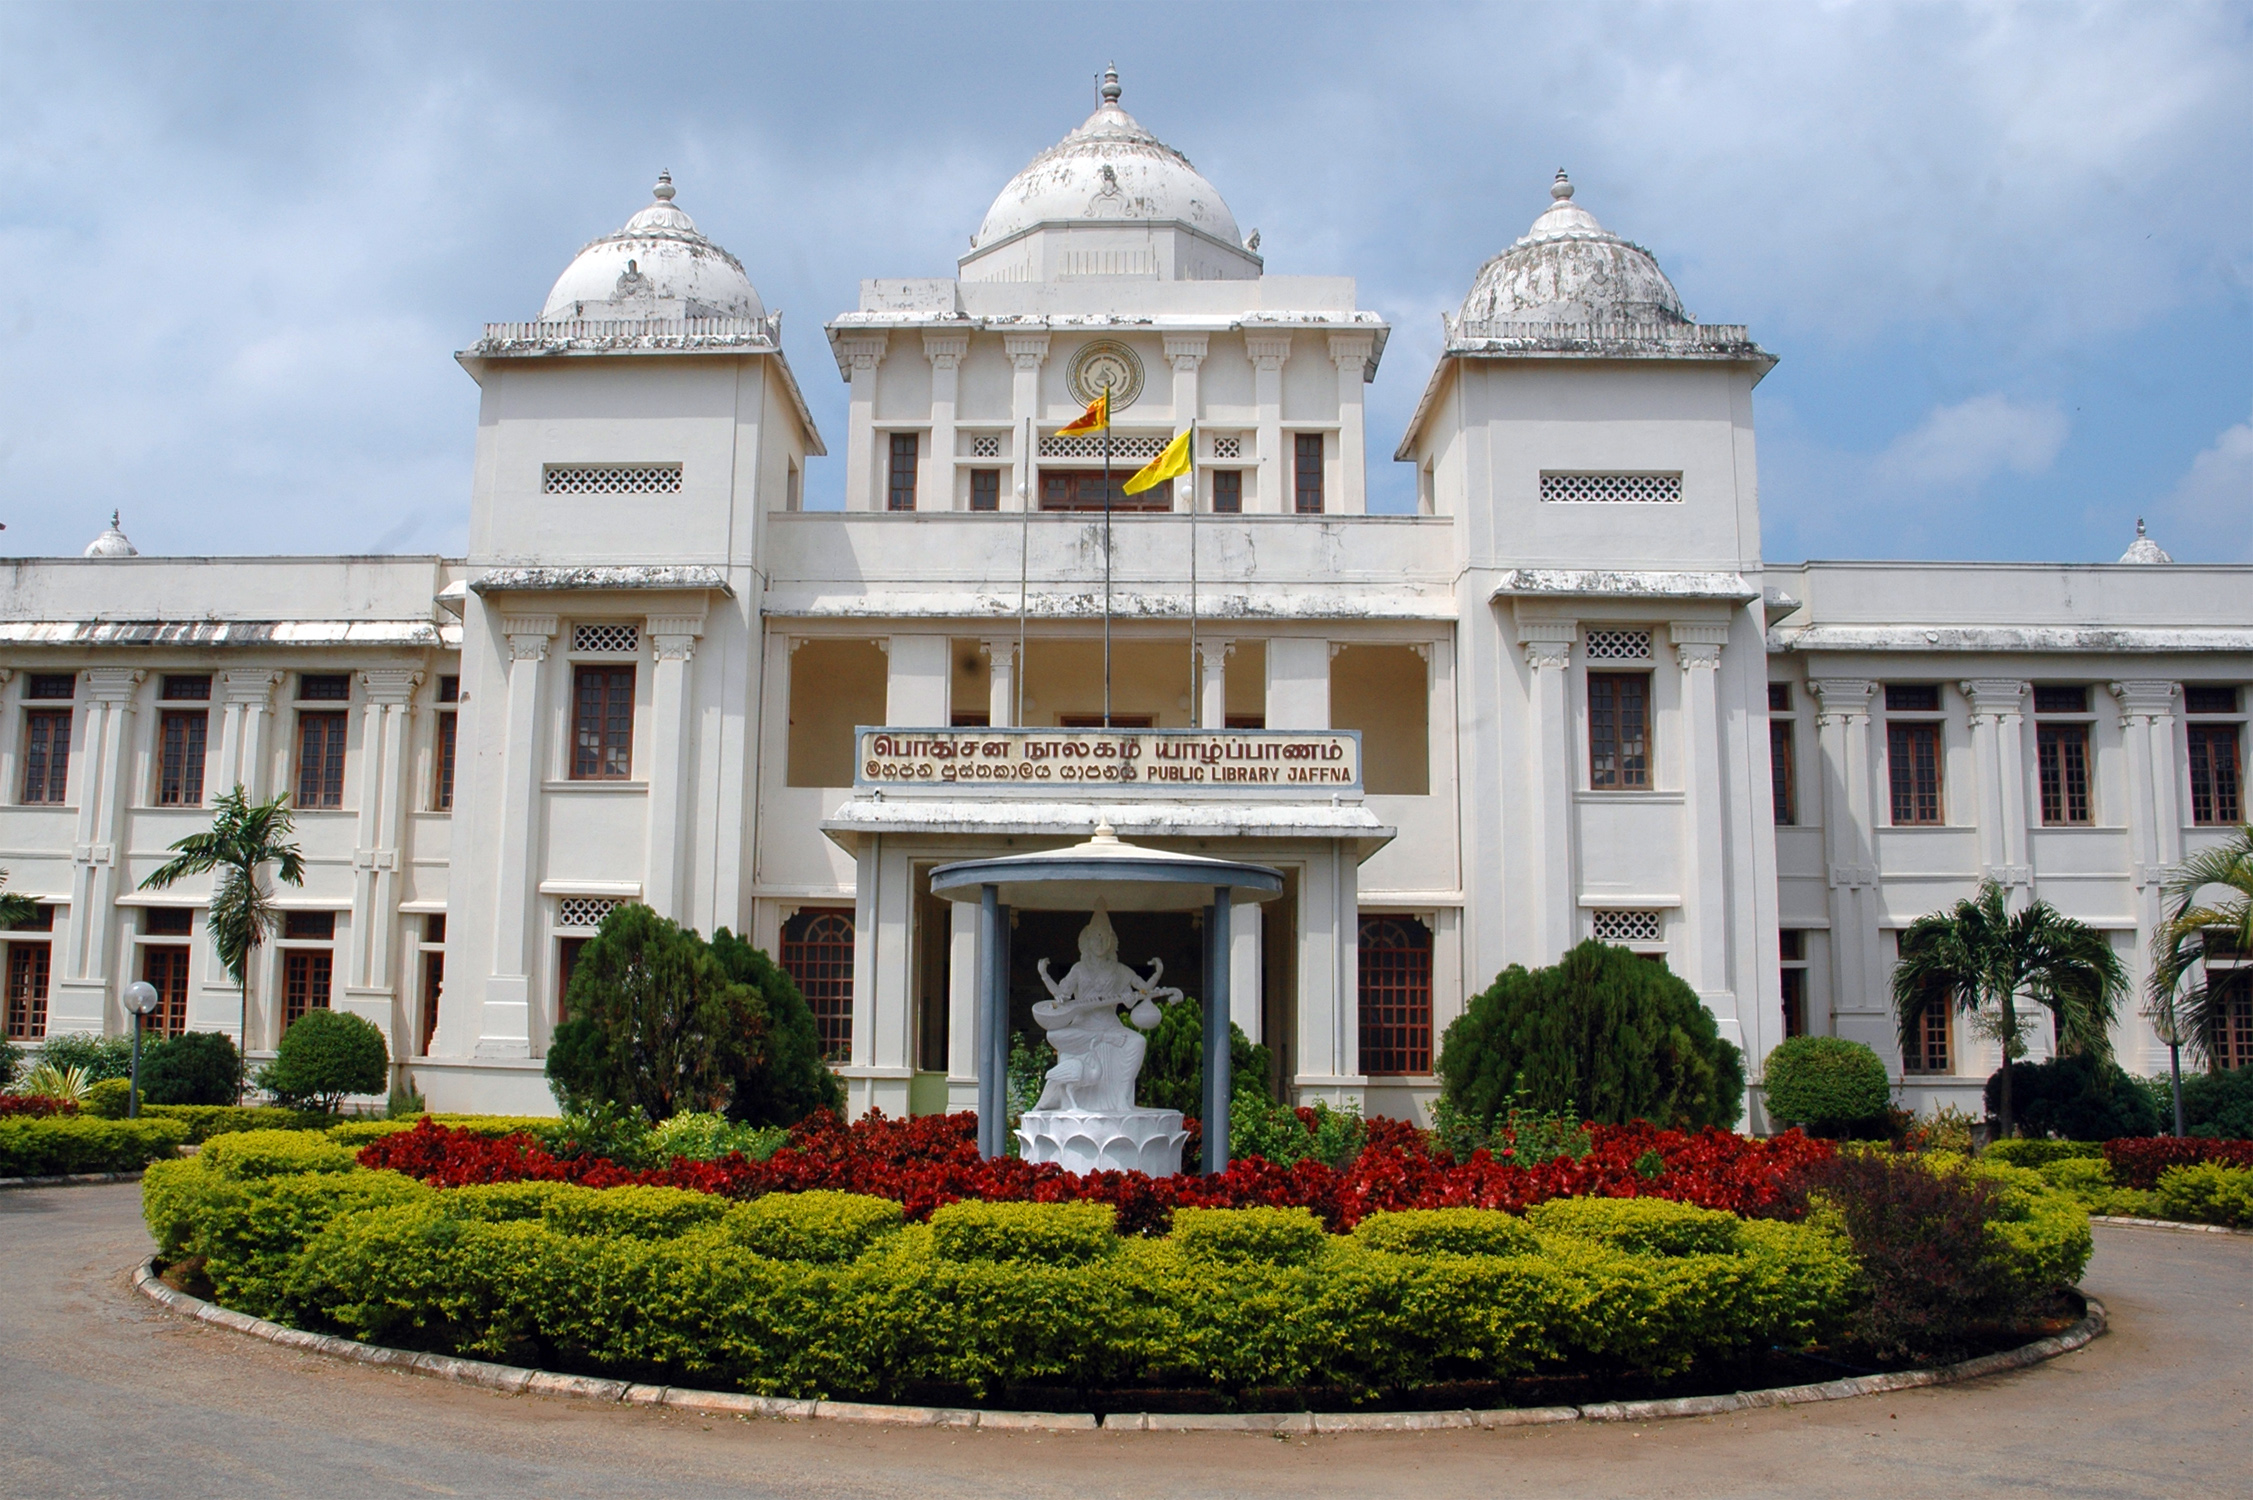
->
855;728;1361;796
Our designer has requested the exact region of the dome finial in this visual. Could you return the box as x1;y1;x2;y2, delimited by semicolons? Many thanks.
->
1551;169;1574;202
2136;516;2147;537
651;170;675;203
1100;62;1122;107
2119;517;2174;564
111;508;120;529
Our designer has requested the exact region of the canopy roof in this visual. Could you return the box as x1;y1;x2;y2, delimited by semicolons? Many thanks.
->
929;823;1282;912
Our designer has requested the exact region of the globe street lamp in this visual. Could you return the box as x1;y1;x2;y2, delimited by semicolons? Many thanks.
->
122;980;161;1120
2149;993;2189;1139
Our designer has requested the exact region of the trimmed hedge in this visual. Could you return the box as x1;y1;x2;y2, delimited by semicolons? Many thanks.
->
2153;1163;2253;1228
146;1154;1862;1399
0;1115;189;1176
326;1115;566;1150
1760;1038;1891;1134
1985;1139;2104;1169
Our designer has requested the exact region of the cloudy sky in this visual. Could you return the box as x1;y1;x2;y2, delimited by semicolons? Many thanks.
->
1;1;2247;563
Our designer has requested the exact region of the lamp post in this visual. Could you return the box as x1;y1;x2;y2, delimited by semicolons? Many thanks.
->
122;980;161;1120
2149;993;2188;1138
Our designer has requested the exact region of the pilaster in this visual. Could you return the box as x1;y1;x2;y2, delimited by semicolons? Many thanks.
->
479;615;554;1058
1004;333;1050;513
54;668;144;1034
1812;678;1886;1049
1671;622;1733;1033
980;639;1019;727
923;333;968;511
643;612;708;919
1961;679;2030;893
2111;680;2182;986
342;667;421;1056
1164;334;1208;509
1245;334;1292;513
1519;621;1577;962
838;334;889;512
1329;334;1375;516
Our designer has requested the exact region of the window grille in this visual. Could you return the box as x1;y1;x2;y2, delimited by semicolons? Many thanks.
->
2036;724;2091;825
2033;685;2089;715
571;665;635;779
1294;433;1325;514
298;673;351;702
1588;673;1651;789
1211;435;1242;459
1582;629;1652;662
1888;722;1944;824
26;673;74;701
1904;994;1953;1074
2190;725;2243;826
572;623;641;655
543;465;681;495
2186;686;2241;716
143;907;192;936
888;432;919;511
969;469;1001;512
1591;909;1663;944
2216;977;2253;1072
1358;916;1434;1075
142;947;190;1038
1771;719;1797;825
1038;432;1171;460
283;950;332;1030
782;909;856;1062
556;896;624;931
969;433;1002;458
1885;683;1941;713
433;711;457;812
1539;472;1683;504
1211;470;1242;513
161;674;212;702
5;943;50;1040
158;711;207;807
22;710;70;804
1768;683;1792;712
283;910;335;941
295;712;347;809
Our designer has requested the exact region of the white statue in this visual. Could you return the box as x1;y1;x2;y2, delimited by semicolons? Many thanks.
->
1017;905;1191;1175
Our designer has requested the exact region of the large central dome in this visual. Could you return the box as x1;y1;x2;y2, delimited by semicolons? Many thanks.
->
961;67;1259;282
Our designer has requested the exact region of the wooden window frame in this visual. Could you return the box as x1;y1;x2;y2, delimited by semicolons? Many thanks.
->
570;664;636;781
1587;672;1652;790
1211;469;1243;514
4;942;50;1040
141;944;192;1038
1770;717;1797;825
1887;720;1944;825
420;949;445;1056
781;909;856;1063
294;711;348;810
969;468;1000;512
2035;722;2092;825
887;432;919;512
1038;469;1169;512
157;709;208;807
1903;994;1953;1074
21;709;70;805
1293;433;1325;514
434;710;457;811
2215;973;2253;1072
1357;915;1434;1076
2189;724;2243;827
282;949;332;1031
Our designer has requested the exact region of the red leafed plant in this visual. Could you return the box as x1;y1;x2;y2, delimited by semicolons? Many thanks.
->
358;1110;1835;1234
2102;1135;2253;1190
0;1095;78;1117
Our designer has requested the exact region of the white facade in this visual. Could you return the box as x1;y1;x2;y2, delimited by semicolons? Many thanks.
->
2;74;2245;1124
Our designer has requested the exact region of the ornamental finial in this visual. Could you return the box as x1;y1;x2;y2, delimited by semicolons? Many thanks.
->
1551;169;1574;201
652;170;675;203
1100;63;1122;107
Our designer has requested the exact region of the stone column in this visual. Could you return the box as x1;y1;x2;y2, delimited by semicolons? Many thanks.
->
342;667;421;1055
1245;334;1292;513
1962;678;2031;896
1329;334;1375;515
1004;333;1050;511
1164;334;1207;510
838;334;888;512
643;614;707;919
981;638;1018;727
2112;680;2182;1042
924;332;968;511
51;670;143;1034
1671;623;1733;1032
1519;623;1577;962
1196;639;1232;731
478;615;554;1058
1813;679;1886;1049
215;670;281;801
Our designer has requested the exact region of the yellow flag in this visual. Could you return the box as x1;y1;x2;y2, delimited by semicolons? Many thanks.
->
1122;428;1192;495
1056;391;1107;435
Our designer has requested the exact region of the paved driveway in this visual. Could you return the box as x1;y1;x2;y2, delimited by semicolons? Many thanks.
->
2;1182;2247;1499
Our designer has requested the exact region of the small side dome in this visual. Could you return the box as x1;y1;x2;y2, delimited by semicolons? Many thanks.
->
2118;518;2174;564
1457;171;1688;326
84;511;137;559
969;65;1245;253
540;172;764;321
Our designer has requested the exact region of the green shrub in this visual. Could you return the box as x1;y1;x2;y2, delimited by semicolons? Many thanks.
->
140;1032;241;1106
198;1127;359;1179
0;1039;20;1092
201;1171;431;1316
36;1032;136;1083
1169;1206;1326;1266
84;1077;132;1118
930;1200;1118;1265
1228;1096;1365;1169
259;1010;388;1112
1985;1054;2161;1140
708;928;845;1125
0;1115;189;1176
21;1061;90;1102
726;1190;903;1263
546;905;758;1124
2182;1067;2253;1140
1761;1037;1892;1134
1135;999;1274;1116
1528;1195;1744;1257
1352;1207;1538;1258
438;1181;580;1223
2154;1162;2253;1228
645;1111;789;1165
2032;1155;2160;1218
140;1104;327;1142
1985;1138;2104;1168
539;1183;731;1240
1439;940;1744;1133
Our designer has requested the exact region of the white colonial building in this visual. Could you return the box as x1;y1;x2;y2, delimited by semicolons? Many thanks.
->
2;70;2246;1123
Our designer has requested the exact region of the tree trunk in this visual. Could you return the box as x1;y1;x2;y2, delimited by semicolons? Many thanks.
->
1996;992;2017;1139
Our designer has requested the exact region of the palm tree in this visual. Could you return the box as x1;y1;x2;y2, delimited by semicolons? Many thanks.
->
0;869;36;932
2148;825;2253;1079
140;786;304;1102
1892;880;2128;1139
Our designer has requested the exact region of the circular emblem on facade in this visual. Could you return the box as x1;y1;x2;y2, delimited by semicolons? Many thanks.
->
1067;339;1144;410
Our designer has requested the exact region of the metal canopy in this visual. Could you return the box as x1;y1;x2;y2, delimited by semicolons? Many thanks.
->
930;824;1284;912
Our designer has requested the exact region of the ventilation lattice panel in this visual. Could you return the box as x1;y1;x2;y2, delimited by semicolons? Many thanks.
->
1211;435;1243;460
543;465;683;495
1539;472;1683;504
1039;432;1172;460
1590;909;1663;944
1583;629;1653;662
969;434;1002;458
556;897;625;931
572;624;641;655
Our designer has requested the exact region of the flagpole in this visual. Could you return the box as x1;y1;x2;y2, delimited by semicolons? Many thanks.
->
1101;379;1113;730
1017;414;1030;728
1187;425;1198;730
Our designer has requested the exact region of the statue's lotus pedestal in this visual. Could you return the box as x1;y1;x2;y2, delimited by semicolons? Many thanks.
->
1016;1109;1188;1176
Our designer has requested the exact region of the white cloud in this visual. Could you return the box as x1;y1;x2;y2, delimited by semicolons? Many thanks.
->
1872;395;2069;488
2158;405;2253;560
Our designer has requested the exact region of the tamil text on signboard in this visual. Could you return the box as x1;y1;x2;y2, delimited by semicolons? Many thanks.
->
855;728;1362;793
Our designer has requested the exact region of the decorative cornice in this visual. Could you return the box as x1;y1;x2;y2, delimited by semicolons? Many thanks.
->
1811;678;1876;724
468;314;781;360
1328;333;1377;377
357;667;425;706
836;333;889;375
1668;620;1732;648
2109;679;2179;723
1493;569;1759;603
501;615;557;662
1673;642;1723;669
1243;334;1294;369
1002;333;1051;370
921;332;969;368
221;669;283;706
1162;333;1209;368
470;566;733;598
83;667;145;703
1774;625;2253;654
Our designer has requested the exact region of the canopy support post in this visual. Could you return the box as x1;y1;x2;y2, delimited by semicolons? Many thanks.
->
977;883;1010;1160
1203;885;1232;1174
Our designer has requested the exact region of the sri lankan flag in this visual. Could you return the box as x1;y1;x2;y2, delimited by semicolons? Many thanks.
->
1057;390;1108;435
1123;427;1192;495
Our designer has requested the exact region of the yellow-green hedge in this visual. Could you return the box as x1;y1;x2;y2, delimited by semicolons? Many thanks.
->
2154;1162;2253;1228
145;1146;1860;1401
0;1116;189;1176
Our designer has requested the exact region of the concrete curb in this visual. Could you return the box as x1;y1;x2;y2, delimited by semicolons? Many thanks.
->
131;1258;2107;1434
2091;1214;2252;1237
0;1170;147;1190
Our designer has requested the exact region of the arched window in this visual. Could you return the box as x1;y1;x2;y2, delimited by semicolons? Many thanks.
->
1358;915;1433;1076
782;910;857;1062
